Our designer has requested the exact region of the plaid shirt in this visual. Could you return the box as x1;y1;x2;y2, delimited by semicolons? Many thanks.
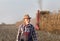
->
16;24;37;41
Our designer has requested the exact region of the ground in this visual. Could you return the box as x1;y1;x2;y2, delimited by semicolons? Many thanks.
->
0;25;60;41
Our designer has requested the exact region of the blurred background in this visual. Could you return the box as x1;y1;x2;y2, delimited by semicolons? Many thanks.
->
0;0;60;41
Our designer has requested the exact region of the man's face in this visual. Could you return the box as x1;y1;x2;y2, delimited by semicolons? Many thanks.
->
24;18;30;24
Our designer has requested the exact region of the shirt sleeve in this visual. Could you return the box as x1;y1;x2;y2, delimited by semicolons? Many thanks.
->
16;25;22;41
31;25;38;41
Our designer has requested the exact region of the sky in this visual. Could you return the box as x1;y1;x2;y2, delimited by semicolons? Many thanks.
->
0;0;60;24
42;0;60;11
0;0;39;24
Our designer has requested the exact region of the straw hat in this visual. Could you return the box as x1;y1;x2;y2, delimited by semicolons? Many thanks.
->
23;14;31;19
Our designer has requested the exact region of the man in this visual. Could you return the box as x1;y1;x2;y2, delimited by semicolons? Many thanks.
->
16;14;37;41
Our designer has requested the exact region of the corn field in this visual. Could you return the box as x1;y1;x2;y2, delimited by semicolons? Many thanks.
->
40;12;60;33
0;12;60;41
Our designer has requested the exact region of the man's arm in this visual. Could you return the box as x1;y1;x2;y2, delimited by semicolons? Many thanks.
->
31;25;38;41
16;25;22;41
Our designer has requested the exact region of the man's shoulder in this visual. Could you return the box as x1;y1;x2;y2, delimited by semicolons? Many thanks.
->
28;24;34;28
18;24;24;28
28;24;33;26
19;24;22;27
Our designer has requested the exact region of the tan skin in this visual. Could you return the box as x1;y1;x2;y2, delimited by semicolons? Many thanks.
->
24;18;31;25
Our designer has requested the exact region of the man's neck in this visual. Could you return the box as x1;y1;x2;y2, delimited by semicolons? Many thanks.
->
25;23;30;25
